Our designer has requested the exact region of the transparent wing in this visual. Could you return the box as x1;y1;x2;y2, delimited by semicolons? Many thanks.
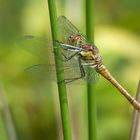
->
24;62;98;84
17;35;81;62
17;35;86;83
84;66;99;84
58;16;79;42
17;35;54;61
58;16;88;43
24;62;84;83
25;64;57;80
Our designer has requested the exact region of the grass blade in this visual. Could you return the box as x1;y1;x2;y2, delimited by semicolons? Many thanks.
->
85;0;97;139
47;1;72;140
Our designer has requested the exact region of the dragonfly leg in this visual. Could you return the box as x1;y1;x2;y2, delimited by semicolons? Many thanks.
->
53;42;80;61
53;50;79;62
78;57;86;78
58;74;85;84
61;51;80;61
54;40;82;51
60;43;82;51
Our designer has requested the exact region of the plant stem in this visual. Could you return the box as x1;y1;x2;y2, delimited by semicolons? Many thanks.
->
0;83;18;140
130;80;140;140
85;0;97;139
47;1;72;140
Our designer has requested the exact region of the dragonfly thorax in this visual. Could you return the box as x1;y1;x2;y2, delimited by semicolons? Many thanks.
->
67;34;102;66
80;44;102;65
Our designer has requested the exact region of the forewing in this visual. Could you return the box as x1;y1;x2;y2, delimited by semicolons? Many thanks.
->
58;16;79;42
58;16;91;44
17;35;54;61
24;64;57;81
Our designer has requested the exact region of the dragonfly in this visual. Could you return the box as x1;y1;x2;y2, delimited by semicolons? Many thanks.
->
18;16;140;112
57;16;140;112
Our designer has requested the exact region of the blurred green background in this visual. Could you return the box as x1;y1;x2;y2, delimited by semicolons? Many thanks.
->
0;0;140;140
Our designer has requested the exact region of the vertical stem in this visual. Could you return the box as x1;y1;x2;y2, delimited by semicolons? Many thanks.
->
47;1;72;140
86;0;95;41
85;0;97;140
0;84;18;140
130;80;140;140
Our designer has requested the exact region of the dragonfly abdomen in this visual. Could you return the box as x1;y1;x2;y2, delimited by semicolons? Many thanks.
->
96;64;140;112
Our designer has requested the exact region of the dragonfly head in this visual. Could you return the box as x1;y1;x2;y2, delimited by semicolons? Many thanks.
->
68;34;85;46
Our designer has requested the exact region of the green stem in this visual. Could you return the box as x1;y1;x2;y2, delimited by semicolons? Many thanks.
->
85;0;97;140
47;1;72;140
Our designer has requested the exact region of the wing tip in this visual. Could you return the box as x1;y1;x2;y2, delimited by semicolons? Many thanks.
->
58;15;67;22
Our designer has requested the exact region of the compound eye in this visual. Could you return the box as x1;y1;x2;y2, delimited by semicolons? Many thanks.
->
77;39;83;45
69;35;73;39
68;36;73;41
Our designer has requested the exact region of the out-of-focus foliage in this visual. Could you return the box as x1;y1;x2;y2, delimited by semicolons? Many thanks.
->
0;0;139;140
